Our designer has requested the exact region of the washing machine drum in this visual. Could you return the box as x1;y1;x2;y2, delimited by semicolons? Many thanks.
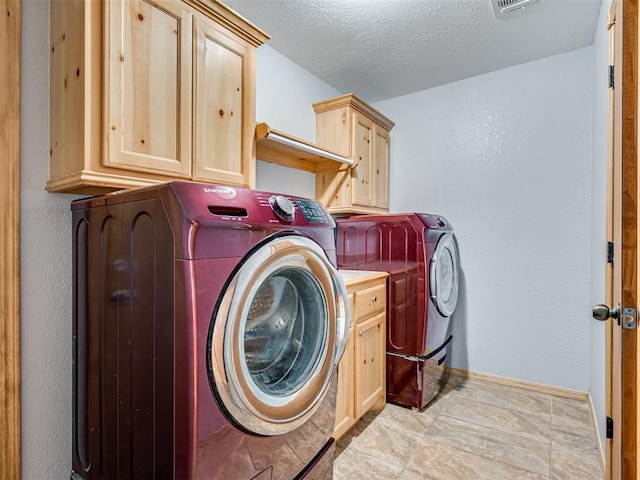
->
429;233;459;317
209;235;349;436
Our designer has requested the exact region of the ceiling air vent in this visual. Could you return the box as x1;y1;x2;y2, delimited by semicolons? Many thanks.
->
491;0;539;17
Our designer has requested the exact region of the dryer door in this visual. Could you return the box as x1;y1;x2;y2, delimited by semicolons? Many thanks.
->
209;235;350;436
429;233;459;317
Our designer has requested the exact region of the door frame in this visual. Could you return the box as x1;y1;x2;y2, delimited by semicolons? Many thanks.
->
0;0;21;477
618;0;638;477
608;0;639;478
605;3;616;478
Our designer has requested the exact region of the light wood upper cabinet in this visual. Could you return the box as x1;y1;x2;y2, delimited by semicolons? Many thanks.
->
48;0;268;194
314;94;395;215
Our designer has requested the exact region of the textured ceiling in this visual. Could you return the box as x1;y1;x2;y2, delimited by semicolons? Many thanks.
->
223;0;602;103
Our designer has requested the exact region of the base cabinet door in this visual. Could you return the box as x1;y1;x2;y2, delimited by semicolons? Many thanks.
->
334;326;355;440
355;312;385;418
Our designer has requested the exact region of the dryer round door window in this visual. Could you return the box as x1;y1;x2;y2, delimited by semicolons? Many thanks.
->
209;235;349;436
429;233;459;317
244;268;326;397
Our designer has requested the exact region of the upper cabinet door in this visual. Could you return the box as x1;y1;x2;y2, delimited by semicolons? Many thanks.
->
372;126;390;209
192;14;254;187
351;113;374;207
105;0;193;177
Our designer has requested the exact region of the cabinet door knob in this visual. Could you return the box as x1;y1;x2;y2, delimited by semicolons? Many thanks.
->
359;330;364;337
372;295;377;302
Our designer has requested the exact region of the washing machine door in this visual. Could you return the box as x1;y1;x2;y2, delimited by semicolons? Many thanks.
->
429;233;459;317
209;234;350;436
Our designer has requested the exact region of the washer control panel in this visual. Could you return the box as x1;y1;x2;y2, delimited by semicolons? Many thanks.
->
294;197;330;223
421;213;449;229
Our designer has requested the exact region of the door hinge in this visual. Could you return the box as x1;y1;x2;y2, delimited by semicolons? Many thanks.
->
609;65;615;88
606;416;614;439
607;241;614;264
622;307;637;329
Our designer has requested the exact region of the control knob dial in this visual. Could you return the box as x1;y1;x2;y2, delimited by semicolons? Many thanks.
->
269;195;295;221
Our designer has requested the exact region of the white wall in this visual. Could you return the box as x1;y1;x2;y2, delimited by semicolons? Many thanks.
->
21;0;81;477
254;46;340;197
590;0;612;452
375;47;594;391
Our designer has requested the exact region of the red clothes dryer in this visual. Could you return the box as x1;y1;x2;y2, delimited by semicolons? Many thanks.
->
71;181;349;479
337;213;459;410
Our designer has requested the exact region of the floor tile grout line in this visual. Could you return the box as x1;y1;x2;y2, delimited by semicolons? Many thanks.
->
433;385;552;476
447;386;554;416
435;410;552;445
453;378;558;401
334;438;408;477
410;429;552;479
447;398;552;419
421;420;551;476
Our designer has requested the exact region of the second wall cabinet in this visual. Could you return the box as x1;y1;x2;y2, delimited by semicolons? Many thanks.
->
48;0;269;194
313;93;395;215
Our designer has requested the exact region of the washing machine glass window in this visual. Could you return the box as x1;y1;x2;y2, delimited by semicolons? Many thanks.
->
209;235;350;436
244;268;327;397
429;233;459;317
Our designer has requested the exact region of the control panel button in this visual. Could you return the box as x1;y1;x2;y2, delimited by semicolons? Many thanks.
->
294;198;329;223
269;195;295;221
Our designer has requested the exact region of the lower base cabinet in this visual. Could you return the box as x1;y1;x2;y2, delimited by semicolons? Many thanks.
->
334;271;388;440
334;326;356;438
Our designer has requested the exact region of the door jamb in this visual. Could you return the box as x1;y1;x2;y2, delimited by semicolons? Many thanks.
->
0;0;21;478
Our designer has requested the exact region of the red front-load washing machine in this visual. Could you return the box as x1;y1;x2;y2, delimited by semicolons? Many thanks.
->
70;181;349;479
337;213;459;410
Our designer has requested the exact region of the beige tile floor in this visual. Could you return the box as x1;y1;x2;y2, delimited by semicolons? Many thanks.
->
334;372;603;480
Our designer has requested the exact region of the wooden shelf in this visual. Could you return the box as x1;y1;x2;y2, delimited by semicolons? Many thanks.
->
255;122;353;173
